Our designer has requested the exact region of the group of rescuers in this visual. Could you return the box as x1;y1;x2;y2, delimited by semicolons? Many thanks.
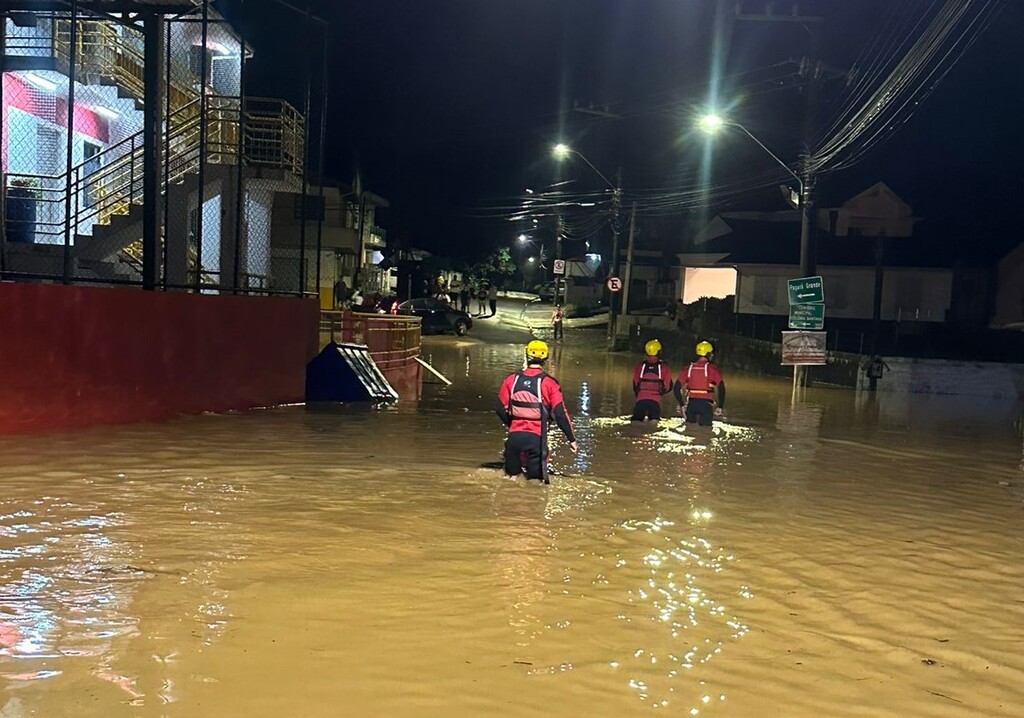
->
496;338;725;483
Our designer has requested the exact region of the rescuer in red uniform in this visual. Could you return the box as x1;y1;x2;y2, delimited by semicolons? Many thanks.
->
631;339;673;422
674;340;726;427
496;340;579;483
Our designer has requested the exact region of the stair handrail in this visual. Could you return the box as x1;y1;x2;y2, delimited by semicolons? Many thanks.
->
53;15;199;113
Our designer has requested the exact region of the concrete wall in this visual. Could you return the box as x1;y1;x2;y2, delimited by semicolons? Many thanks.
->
627;326;1024;399
858;357;1024;400
0;283;319;433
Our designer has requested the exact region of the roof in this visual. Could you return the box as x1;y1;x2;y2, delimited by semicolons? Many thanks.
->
9;0;199;10
691;218;967;269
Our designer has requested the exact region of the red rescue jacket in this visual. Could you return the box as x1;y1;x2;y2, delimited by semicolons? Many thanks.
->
633;360;673;402
680;358;723;401
497;367;576;441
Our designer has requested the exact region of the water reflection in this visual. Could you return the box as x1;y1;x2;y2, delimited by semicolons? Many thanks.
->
0;336;1022;716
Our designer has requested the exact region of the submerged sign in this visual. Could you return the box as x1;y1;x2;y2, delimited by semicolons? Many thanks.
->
787;276;825;305
781;331;827;366
789;302;825;330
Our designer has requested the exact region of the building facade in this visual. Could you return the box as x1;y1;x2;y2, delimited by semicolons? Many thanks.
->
1;3;307;293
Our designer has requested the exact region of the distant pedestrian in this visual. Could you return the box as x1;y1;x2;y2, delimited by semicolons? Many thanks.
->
488;284;499;316
477;287;488;315
551;304;565;341
460;287;470;313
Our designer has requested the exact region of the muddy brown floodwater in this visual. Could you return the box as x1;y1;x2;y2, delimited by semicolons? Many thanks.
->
1;335;1023;717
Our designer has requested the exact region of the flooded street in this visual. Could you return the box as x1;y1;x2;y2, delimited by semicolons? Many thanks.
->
2;334;1023;717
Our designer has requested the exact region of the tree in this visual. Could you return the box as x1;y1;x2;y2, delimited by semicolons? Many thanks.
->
462;246;515;286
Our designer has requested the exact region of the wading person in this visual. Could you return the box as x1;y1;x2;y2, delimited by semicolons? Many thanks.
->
631;339;672;422
551;304;565;341
496;340;578;483
674;340;726;427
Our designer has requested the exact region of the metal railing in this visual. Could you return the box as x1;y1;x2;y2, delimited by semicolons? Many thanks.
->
320;311;422;370
3;96;305;247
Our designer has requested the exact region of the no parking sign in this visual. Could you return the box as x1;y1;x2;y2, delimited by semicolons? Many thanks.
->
606;276;622;292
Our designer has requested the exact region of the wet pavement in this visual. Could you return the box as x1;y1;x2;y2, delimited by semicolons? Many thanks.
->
1;329;1023;717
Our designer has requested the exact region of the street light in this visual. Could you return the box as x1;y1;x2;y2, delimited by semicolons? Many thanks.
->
551;143;616;190
700;112;816;389
517;234;529;244
551;142;623;342
698;114;803;199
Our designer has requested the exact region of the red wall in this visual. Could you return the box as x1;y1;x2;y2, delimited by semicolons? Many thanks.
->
0;283;320;434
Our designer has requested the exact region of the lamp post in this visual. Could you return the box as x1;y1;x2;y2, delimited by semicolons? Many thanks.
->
552;143;622;343
698;114;803;203
699;113;817;388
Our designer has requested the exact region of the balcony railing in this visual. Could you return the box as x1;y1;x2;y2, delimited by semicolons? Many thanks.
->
3;95;305;246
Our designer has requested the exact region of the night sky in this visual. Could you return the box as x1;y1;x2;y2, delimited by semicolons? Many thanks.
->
223;0;1023;262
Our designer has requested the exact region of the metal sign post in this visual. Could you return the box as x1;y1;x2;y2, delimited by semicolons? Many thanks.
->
787;275;824;305
788;303;825;330
787;275;826;388
781;331;828;365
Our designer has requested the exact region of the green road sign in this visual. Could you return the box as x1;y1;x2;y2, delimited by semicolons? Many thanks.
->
789;302;825;330
787;275;824;305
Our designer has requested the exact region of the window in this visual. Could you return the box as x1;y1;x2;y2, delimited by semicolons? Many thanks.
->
292;194;325;220
752;275;778;307
896;275;922;310
825;276;849;310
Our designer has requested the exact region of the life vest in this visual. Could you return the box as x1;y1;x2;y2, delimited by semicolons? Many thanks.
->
638;361;667;395
508;371;550;424
685;361;716;400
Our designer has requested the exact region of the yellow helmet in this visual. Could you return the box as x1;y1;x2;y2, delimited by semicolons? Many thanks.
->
644;339;662;357
695;341;714;357
526;340;550;361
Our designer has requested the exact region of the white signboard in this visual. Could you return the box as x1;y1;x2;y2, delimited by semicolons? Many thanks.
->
781;331;827;366
553;259;566;275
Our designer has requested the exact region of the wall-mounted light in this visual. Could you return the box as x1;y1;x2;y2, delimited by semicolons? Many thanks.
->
23;73;57;92
208;41;230;55
93;106;119;120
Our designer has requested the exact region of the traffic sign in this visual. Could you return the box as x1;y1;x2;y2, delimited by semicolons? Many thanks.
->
787;276;824;305
789;303;825;330
553;259;566;275
606;276;622;292
781;331;827;366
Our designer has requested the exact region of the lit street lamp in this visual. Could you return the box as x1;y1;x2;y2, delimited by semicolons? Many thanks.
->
552;143;616;190
700;112;817;388
552;143;623;341
698;114;803;201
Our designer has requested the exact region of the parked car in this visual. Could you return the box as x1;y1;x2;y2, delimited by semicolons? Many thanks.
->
398;298;473;336
535;281;557;303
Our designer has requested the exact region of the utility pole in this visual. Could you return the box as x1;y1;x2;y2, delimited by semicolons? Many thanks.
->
554;212;565;305
605;169;623;344
620;202;638;321
737;2;823;387
868;229;886;391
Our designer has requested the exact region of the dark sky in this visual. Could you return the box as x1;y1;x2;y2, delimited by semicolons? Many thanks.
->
224;0;1023;262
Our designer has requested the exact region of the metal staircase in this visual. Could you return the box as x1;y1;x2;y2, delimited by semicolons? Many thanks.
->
3;14;305;283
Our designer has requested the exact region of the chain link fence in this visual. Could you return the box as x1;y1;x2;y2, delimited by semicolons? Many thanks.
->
0;3;325;297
